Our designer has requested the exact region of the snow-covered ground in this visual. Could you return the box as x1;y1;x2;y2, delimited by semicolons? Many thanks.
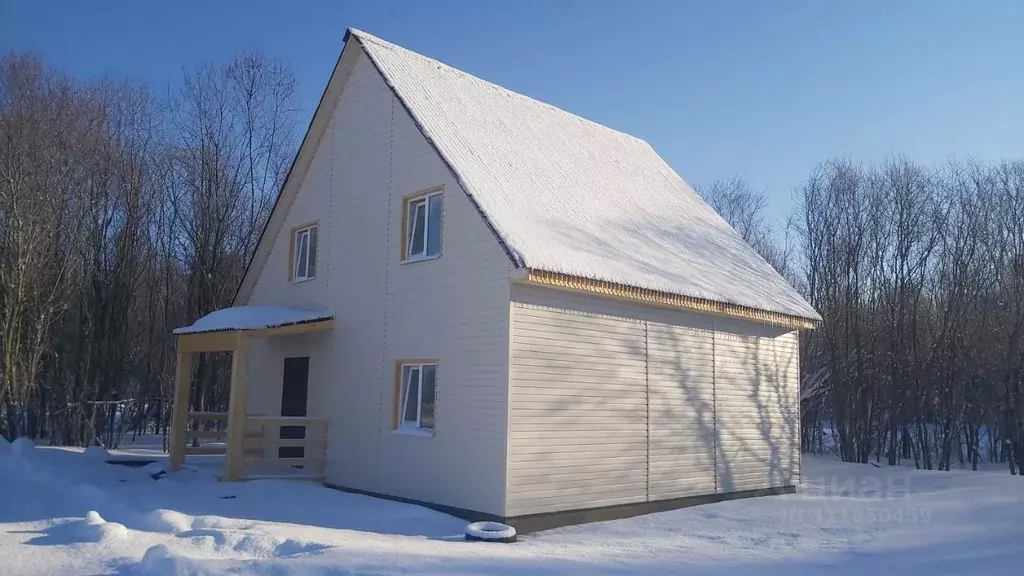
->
1;437;1022;575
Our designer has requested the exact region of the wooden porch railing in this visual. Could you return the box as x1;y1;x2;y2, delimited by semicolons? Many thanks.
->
240;416;329;480
171;320;336;480
175;412;328;481
183;411;228;455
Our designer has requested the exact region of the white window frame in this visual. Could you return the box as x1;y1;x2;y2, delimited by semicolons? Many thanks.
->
403;190;442;263
397;361;437;435
291;224;317;282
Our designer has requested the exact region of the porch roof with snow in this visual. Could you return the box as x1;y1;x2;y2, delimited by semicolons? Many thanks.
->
237;29;820;328
174;306;335;354
170;306;335;482
173;306;335;336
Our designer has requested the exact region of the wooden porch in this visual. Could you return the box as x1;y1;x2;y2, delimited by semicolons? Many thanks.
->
169;308;335;481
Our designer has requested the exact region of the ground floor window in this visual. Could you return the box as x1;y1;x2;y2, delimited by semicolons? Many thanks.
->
396;361;436;433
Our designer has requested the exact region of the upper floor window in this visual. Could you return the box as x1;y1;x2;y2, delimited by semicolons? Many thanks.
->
290;223;318;282
403;189;442;262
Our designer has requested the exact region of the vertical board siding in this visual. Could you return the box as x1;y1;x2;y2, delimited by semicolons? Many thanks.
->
243;45;511;516
507;303;648;517
508;284;801;516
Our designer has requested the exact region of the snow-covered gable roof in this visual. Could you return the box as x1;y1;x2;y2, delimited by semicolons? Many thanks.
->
174;306;334;335
349;30;819;322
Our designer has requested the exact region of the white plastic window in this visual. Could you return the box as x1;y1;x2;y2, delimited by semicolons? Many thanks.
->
292;225;318;281
399;363;436;432
405;192;442;261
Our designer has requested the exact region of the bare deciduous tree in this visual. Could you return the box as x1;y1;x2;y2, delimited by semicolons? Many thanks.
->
0;51;296;446
698;175;793;275
797;157;1024;475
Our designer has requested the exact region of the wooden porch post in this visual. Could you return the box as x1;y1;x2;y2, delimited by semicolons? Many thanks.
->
169;348;192;471
223;334;249;481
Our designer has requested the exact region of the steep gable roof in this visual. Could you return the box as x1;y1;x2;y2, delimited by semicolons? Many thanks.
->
349;30;819;322
236;30;818;324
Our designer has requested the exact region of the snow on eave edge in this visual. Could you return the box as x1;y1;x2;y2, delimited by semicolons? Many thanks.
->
524;268;821;329
173;317;334;336
172;308;335;335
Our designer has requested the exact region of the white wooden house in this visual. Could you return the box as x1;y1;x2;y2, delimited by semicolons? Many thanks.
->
170;29;820;531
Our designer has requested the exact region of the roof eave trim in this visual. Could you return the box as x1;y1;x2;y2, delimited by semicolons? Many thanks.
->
520;268;819;330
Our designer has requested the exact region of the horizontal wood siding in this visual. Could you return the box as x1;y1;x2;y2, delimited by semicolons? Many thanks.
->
646;324;717;499
713;331;800;492
508;285;801;515
244;45;511;516
507;304;647;517
776;331;801;485
375;84;512;515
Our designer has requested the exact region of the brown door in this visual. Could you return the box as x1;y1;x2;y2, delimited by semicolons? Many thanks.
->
279;357;309;459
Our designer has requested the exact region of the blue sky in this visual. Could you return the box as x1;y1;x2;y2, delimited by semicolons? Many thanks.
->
4;0;1023;221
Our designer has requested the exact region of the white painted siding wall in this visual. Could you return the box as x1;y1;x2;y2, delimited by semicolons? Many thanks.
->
508;285;801;516
245;44;512;516
508;305;648;516
647;323;717;500
238;40;799;519
713;329;800;492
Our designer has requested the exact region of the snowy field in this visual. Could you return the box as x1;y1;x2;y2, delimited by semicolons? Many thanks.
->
1;438;1022;575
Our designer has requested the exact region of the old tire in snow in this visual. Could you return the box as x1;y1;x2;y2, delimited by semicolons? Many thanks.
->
465;521;516;543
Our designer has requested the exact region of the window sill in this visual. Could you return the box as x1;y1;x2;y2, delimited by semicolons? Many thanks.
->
289;277;316;285
392;427;434;438
401;254;441;265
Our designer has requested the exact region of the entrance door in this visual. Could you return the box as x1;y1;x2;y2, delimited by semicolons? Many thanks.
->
279;357;309;459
